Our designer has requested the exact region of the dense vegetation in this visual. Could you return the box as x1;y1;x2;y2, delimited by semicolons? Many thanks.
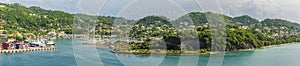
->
1;3;300;52
127;12;300;52
0;3;74;35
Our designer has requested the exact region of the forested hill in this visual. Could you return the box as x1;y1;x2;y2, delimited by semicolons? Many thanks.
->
186;12;300;30
1;2;300;51
179;12;300;51
126;12;300;51
0;3;74;34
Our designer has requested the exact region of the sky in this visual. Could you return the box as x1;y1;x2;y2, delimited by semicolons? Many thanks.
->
0;0;300;23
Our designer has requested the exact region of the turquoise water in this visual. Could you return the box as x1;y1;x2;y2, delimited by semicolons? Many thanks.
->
1;38;300;66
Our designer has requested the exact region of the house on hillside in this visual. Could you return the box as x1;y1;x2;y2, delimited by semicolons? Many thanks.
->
0;30;7;34
0;5;6;8
239;26;249;29
29;13;36;16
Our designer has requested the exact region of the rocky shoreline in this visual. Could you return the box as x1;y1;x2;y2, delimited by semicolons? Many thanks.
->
112;42;297;56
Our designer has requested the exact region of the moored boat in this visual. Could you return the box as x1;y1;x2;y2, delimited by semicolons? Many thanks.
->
31;41;46;47
47;40;55;45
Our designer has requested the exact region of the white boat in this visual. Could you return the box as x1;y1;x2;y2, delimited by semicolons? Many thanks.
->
31;41;46;47
47;40;55;45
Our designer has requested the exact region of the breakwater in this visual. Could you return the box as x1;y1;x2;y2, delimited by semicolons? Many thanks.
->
0;46;57;53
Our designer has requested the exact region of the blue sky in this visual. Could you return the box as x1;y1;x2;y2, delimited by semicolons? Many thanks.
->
0;0;300;23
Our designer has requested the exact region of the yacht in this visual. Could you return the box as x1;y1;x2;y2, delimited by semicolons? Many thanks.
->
47;40;55;45
31;41;46;47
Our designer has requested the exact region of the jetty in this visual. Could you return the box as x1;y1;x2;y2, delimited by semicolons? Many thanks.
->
0;46;57;53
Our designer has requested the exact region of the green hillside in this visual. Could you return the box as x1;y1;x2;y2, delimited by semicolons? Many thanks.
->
1;2;300;52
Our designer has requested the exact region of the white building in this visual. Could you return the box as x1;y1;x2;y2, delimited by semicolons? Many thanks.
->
239;26;249;29
0;30;7;34
0;5;6;8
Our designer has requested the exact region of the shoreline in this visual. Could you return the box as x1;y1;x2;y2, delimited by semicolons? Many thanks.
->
260;43;290;49
112;42;298;56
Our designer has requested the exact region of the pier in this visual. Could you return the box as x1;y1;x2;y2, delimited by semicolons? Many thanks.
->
0;46;57;53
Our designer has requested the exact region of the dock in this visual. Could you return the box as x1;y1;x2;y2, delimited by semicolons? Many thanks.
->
0;46;57;53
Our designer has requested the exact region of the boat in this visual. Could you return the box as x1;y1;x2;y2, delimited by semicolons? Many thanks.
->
109;45;115;49
46;40;55;45
31;41;46;47
30;38;47;47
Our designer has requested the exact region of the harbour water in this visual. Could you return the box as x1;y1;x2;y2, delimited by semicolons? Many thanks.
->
1;38;300;66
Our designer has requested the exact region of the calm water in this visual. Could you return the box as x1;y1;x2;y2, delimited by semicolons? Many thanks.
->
1;38;300;66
